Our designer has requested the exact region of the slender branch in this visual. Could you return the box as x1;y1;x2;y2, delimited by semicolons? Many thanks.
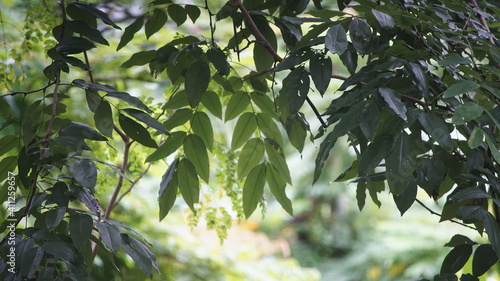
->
400;93;430;112
113;162;152;209
415;199;477;231
0;82;56;98
234;0;329;127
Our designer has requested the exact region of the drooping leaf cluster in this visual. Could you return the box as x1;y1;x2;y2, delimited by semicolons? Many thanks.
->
1;0;500;279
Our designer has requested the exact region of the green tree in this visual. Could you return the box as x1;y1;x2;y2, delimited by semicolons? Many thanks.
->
1;0;500;280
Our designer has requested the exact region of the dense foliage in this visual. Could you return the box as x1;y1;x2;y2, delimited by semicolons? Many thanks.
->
1;0;500;280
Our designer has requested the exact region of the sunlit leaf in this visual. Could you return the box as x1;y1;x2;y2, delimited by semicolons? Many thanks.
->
257;113;284;148
243;163;266;218
163;108;193;130
177;158;200;212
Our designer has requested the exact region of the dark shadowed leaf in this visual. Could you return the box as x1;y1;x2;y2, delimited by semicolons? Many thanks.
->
96;222;121;252
185;60;210;108
207;47;230;76
372;9;395;28
440;244;472;274
325;24;348;55
70;160;97;189
55;37;96;54
121;50;157;68
66;20;109;45
118;114;157;148
443;80;480;98
310;54;332;96
393;180;417;215
472;244;498;277
145;8;168;39
94;100;113;138
122;108;170;136
105;91;152;113
451;102;484;125
243;163;266;218
339;42;358;74
379;87;407;121
418;112;453;150
185;5;201;23
117;15;144;51
69;214;93;251
158;158;179;220
69;2;121;29
444;234;477;247
168;4;187;26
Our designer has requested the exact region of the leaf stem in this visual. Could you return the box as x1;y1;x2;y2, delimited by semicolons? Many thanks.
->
415;199;477;231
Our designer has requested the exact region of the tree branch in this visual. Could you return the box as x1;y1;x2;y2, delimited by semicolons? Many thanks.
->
415;199;477;231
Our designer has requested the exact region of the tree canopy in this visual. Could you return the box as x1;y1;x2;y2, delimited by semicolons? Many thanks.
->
1;0;500;280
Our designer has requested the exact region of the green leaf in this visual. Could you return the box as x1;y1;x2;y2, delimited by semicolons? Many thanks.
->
452;102;484;125
372;9;395;28
66;20;109;45
119;114;157;148
339;43;358;74
457;205;500;256
45;207;66;231
251;92;278;118
185;60;210;108
168;4;187;26
177;158;200;212
243;163;266;218
146;131;185;162
55;37;96;54
284;67;310;114
163;109;192;131
356;181;367;211
70;160;97;189
207;47;230;76
358;136;394;175
264;140;292;184
484;132;500;164
231;112;257;150
69;214;93;251
325;24;348;55
265;163;293;215
185;5;201;23
440;244;473;274
443;80;480;98
472;244;498;277
310;54;332;96
379;87;407;121
349;19;372;55
418;112;453;150
121;50;157;68
158;159;179;221
450;187;491;202
438;53;472;66
0;135;18;156
225;91;250;121
105;92;152;113
314;130;339;183
145;8;168;39
444;234;477;247
69;2;121;29
238;138;265;179
386;133;415;195
117;15;144;51
359;100;379;140
201;91;223;119
94;100;113;138
392;180;417;215
253;44;274;72
96;222;121;252
85;89;101;112
184;134;210;183
43;241;78;262
256;113;284;148
120;234;154;278
285;114;308;153
274;48;313;72
191;111;213;150
122;108;170;136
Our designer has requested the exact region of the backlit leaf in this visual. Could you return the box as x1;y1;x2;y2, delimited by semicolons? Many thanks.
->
243;163;266;218
191;111;214;150
168;4;187;26
163;108;193;130
238;138;265;179
177;158;199;212
225;91;250;121
265;163;293;215
231;112;257;150
184;134;210;183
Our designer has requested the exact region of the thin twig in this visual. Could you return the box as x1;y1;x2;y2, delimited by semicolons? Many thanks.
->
415;199;477;231
0;82;56;98
113;162;153;209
